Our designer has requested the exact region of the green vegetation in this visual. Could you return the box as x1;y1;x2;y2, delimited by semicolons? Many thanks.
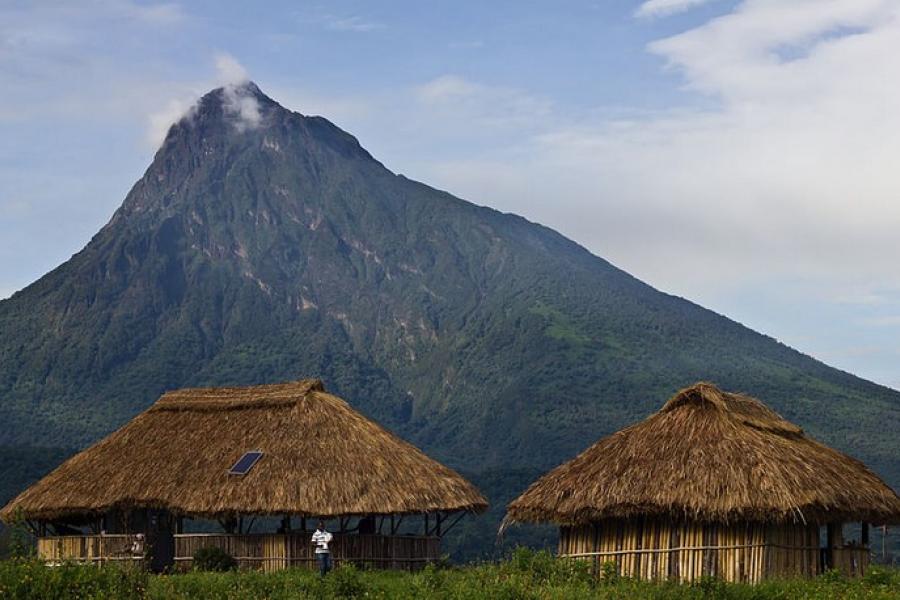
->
1;549;899;599
1;85;898;562
191;547;237;572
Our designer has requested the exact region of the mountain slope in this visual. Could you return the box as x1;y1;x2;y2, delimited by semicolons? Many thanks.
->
1;83;897;518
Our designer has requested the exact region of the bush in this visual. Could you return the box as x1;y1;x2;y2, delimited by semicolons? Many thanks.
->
863;565;896;586
192;546;237;572
325;564;365;598
599;560;619;584
1;555;899;599
411;562;445;596
0;559;149;599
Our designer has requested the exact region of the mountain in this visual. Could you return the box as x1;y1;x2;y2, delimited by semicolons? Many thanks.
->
1;83;898;557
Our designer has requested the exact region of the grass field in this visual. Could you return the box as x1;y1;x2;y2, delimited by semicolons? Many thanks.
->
2;548;899;599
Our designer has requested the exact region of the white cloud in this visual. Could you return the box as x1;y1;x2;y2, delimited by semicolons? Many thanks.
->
417;75;479;103
325;15;384;32
147;96;197;148
144;53;260;146
214;54;261;132
0;1;192;130
116;1;186;25
293;9;384;33
859;316;900;327
635;0;719;19
398;1;900;305
222;86;262;132
414;75;552;134
214;53;249;85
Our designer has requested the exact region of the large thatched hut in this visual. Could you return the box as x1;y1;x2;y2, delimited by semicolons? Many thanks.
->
503;382;900;582
1;379;487;571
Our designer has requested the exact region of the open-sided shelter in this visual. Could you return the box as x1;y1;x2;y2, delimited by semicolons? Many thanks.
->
1;379;487;571
503;382;900;582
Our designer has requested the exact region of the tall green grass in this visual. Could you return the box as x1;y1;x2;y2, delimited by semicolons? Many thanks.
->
1;548;898;599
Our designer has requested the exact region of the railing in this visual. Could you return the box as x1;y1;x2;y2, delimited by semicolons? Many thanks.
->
36;532;440;572
37;534;146;566
174;532;441;572
559;544;871;581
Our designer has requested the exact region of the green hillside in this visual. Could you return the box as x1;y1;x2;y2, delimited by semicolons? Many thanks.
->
0;83;897;559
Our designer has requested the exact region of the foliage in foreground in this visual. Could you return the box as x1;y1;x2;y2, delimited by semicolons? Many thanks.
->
191;546;238;572
1;548;899;599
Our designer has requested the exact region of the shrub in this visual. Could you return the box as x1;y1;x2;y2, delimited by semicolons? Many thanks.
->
819;567;845;584
412;562;445;596
863;565;895;586
326;564;365;598
192;546;237;572
0;559;149;599
599;560;619;584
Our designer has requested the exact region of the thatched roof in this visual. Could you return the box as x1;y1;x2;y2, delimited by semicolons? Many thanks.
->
504;383;900;527
1;380;487;522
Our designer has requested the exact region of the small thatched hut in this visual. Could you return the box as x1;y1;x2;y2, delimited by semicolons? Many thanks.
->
503;382;900;582
1;379;487;571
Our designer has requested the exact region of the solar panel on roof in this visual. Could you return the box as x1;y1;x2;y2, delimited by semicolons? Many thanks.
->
228;451;263;475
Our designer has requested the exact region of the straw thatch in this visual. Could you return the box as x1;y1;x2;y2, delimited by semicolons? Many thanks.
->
1;379;487;522
504;382;900;527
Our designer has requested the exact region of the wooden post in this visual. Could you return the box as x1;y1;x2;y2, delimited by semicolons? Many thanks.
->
635;517;644;577
424;513;430;536
826;523;836;570
861;523;869;547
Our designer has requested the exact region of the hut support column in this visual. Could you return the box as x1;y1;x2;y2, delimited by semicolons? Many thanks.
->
826;523;843;571
861;523;869;547
424;513;445;536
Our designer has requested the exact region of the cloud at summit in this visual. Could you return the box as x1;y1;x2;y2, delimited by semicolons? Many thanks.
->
2;0;899;389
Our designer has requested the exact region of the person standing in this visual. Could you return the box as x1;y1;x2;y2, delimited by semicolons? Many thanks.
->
311;520;333;576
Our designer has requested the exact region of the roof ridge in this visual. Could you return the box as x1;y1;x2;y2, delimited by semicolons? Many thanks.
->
150;378;325;412
659;382;801;436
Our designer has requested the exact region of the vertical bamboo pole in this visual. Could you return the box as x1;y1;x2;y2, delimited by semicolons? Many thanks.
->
688;524;694;582
623;521;632;577
671;521;680;582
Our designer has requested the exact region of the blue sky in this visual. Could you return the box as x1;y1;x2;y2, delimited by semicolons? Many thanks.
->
2;0;900;390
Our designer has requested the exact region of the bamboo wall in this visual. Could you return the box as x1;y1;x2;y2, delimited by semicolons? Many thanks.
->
558;519;870;582
37;534;145;567
174;532;441;572
36;532;440;572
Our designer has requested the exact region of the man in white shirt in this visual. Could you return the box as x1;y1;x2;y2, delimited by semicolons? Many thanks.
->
311;520;333;576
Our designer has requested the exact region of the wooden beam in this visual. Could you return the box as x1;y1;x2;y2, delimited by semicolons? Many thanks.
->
439;511;468;537
391;515;404;535
861;523;869;547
